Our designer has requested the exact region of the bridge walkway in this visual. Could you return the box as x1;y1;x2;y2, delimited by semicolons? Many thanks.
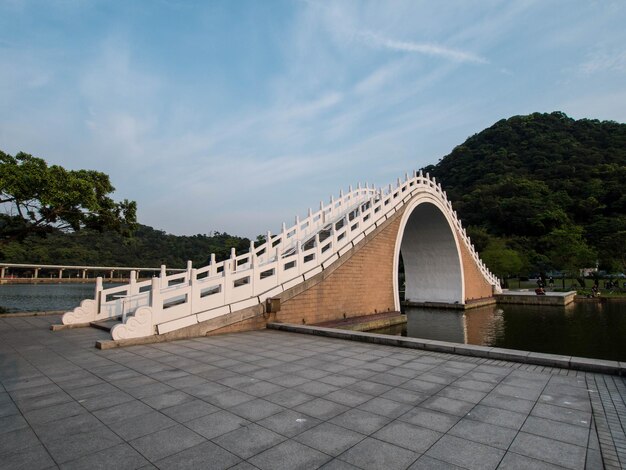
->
0;314;624;469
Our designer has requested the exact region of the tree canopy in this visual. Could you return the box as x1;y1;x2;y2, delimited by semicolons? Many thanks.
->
0;224;250;268
423;111;626;276
0;151;137;242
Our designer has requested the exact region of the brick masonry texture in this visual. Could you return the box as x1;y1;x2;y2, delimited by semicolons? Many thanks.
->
203;199;495;335
276;211;403;325
457;230;494;301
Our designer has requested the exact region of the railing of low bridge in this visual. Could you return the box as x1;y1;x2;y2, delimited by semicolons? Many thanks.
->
64;171;501;336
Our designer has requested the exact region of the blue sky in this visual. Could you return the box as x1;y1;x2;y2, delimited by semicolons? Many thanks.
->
2;1;626;237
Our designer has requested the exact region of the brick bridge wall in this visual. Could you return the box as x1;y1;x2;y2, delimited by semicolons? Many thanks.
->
202;200;494;336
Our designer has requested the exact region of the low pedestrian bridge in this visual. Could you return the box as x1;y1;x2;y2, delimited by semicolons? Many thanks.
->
63;172;500;341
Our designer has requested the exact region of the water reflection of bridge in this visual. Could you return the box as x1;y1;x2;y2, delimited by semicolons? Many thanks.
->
406;305;505;345
0;263;184;284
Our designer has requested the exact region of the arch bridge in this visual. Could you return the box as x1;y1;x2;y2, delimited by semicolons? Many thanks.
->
62;171;500;341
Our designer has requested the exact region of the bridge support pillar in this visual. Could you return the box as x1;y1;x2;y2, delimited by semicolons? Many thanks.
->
109;270;114;280
34;268;39;279
58;269;64;279
82;269;87;279
0;267;5;279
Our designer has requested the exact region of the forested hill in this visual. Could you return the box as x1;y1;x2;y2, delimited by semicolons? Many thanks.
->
422;111;626;276
0;224;251;269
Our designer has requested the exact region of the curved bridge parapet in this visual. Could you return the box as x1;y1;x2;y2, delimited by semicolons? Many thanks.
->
62;171;501;341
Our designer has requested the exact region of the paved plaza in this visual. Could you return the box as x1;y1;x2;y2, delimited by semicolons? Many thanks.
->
0;315;625;469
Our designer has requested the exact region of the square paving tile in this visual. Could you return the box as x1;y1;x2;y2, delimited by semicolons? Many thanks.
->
373;421;442;453
15;390;73;412
265;388;315;408
267;374;311;387
380;387;427;405
480;393;535;414
408;454;465;469
141;390;195;410
258;409;322;437
465;404;527;430
204;389;255;408
186;410;250;440
24;401;87;426
497;451;568;469
129;423;206;461
212;423;286;459
448;418;517;450
531;403;591;427
0;444;55;470
228;398;285;421
338;437;419;470
59;442;149;470
250;439;331;470
0;414;28;435
425;434;504;470
295;397;350;420
93;399;153;425
420;396;475;417
521;415;589;446
32;412;103;443
329;409;391;435
400;379;445;394
295;422;366;456
0;427;39;455
46;428;123;464
160;398;219;422
357;397;413;419
509;431;587;469
155;441;241;470
437;386;487;404
294;381;340;397
325;389;374;407
0;402;19;419
108;410;178;441
347;380;393;396
398;407;461;433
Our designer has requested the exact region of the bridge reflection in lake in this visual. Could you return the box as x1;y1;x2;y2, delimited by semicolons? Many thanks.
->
372;303;626;362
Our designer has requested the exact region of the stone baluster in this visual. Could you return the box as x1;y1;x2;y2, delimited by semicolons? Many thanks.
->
230;248;236;273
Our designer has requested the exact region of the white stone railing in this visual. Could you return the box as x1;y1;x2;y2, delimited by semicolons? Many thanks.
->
62;171;501;338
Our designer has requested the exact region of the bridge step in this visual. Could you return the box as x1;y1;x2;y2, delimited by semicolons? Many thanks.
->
90;319;120;332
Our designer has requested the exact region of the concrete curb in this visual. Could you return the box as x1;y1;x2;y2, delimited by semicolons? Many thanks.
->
50;322;91;331
1;310;64;318
267;322;625;376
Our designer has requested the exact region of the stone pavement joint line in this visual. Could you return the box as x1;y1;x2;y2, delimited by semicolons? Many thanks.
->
0;314;625;469
588;374;626;469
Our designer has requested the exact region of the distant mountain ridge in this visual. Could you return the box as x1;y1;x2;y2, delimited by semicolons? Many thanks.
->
423;111;626;275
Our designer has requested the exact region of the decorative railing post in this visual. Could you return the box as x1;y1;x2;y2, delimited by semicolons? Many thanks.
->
95;276;103;313
150;276;161;310
189;268;197;314
129;270;137;297
160;265;166;286
209;253;216;277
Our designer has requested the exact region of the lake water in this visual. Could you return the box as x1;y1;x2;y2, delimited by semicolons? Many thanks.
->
2;284;625;362
371;303;626;362
0;283;121;313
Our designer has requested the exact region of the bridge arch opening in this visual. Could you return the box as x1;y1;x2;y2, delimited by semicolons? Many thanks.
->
393;200;464;310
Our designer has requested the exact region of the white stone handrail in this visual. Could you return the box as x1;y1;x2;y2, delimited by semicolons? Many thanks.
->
63;171;501;338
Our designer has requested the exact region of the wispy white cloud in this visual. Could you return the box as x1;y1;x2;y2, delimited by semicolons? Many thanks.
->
354;30;488;64
580;49;626;74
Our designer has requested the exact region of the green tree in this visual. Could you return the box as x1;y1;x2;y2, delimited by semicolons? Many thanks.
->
0;151;137;243
544;226;597;287
480;238;524;284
